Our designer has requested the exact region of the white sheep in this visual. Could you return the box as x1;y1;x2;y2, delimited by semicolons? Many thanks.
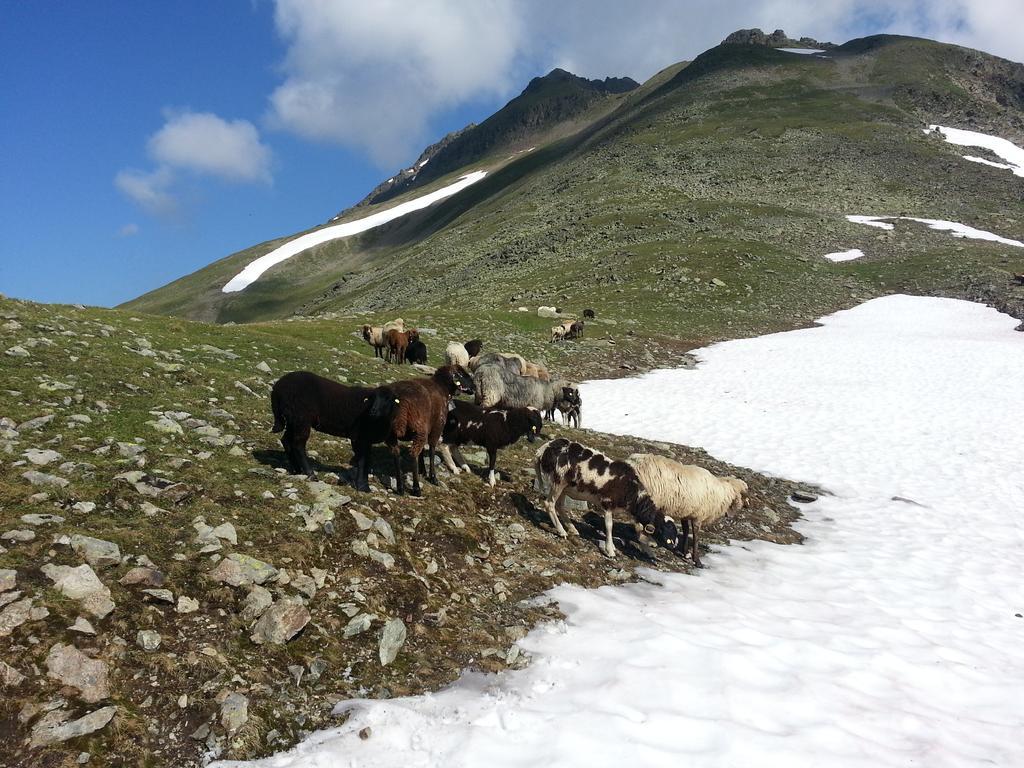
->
627;453;748;567
444;341;471;368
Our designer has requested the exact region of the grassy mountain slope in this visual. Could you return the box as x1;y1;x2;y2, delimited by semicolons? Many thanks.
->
0;295;809;766
123;36;1024;344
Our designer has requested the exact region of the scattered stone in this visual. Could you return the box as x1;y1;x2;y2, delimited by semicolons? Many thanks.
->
308;658;328;682
17;414;54;431
30;706;117;748
0;659;26;687
71;501;97;514
209;553;278;587
240;585;273;623
41;563;115;618
790;491;818;503
710;277;727;287
146;416;183;435
0;569;15;592
256;361;272;374
22;513;65;526
373;517;396;545
24;448;63;465
211;522;237;545
359;726;372;740
251;600;310;645
176;596;200;614
1;529;35;543
21;470;69;489
291;572;317;599
68;617;97;635
378;618;407;666
45;643;110;702
5;345;29;357
142;588;174;604
70;535;121;569
218;691;249;735
0;598;34;636
348;508;374;531
344;613;375;638
136;630;162;651
119;567;165;587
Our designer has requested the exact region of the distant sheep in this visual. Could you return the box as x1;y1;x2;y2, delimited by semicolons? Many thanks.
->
444;341;471;368
405;339;428;365
627;453;748;567
438;400;543;486
473;363;565;414
547;384;582;428
386;328;419;364
583;308;596;319
534;438;679;557
361;325;387;358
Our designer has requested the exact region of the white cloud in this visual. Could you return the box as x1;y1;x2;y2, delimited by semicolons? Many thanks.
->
114;167;176;217
264;0;1023;170
116;110;272;216
116;223;140;238
268;0;524;165
149;111;272;183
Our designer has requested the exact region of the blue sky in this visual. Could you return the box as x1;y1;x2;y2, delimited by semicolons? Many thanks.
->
1;1;1019;308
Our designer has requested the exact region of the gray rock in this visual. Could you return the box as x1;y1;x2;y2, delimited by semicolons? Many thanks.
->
291;572;317;599
70;535;121;569
136;630;162;651
21;470;69;488
45;643;110;702
30;706;118;747
348;508;374;531
218;691;248;735
119;567;165;587
256;361;272;374
176;596;200;614
142;588;174;604
17;414;54;431
209;553;278;587
0;598;34;637
5;345;29;357
378;618;407;666
71;501;97;514
41;563;115;618
0;569;15;592
0;659;25;687
344;613;375;638
250;600;310;645
68;617;97;635
373;517;396;545
1;529;35;543
24;448;63;466
210;522;237;545
21;513;65;526
147;416;183;435
240;585;273;622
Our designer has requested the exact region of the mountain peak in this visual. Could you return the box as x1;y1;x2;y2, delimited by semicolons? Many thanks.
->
723;28;835;49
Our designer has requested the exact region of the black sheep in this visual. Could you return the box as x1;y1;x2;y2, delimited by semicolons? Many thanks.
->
270;371;394;491
583;308;596;319
439;400;543;486
405;339;428;364
464;339;483;358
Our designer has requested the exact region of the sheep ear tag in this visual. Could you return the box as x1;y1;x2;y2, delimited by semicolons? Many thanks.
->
447;400;456;412
644;524;656;534
394;399;400;404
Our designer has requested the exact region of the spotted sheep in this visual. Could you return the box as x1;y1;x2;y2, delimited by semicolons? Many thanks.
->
438;400;543;486
534;438;679;557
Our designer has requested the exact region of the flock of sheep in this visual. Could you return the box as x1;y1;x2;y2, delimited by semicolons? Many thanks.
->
269;318;748;565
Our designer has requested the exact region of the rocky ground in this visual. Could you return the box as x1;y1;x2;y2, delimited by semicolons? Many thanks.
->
0;296;821;767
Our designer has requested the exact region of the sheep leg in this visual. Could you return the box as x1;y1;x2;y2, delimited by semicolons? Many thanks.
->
554;490;579;536
438;444;461;474
284;424;315;478
389;441;404;495
426;442;439;484
690;522;704;568
544;483;571;538
486;447;498;487
601;509;617;558
351;439;371;493
408;440;424;496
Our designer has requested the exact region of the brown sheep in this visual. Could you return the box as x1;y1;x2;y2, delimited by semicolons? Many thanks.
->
374;365;475;495
386;328;419;363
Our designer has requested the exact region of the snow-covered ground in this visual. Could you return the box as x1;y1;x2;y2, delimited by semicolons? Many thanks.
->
927;125;1024;177
823;248;865;262
221;171;487;293
847;215;1024;247
777;47;826;55
216;295;1024;768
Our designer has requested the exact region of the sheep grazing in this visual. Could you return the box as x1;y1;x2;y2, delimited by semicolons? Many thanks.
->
405;339;428;365
444;341;471;368
473;363;565;416
386;328;419;363
361;325;387;359
569;320;585;339
627;453;749;567
374;365;475;496
547;384;582;428
550;322;570;343
438;401;543;486
534;439;678;557
583;308;596;319
270;371;394;488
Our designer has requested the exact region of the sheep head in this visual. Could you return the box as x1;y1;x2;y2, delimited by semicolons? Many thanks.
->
723;477;749;515
636;495;679;550
525;408;543;443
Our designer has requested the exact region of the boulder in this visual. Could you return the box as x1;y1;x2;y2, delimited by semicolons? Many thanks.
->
45;643;110;703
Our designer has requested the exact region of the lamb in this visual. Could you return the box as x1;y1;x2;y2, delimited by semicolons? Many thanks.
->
627;453;749;567
386;328;419;363
472;363;565;415
547;384;582;427
374;365;475;496
534;438;679;557
438;401;543;486
405;339;428;365
270;371;394;490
